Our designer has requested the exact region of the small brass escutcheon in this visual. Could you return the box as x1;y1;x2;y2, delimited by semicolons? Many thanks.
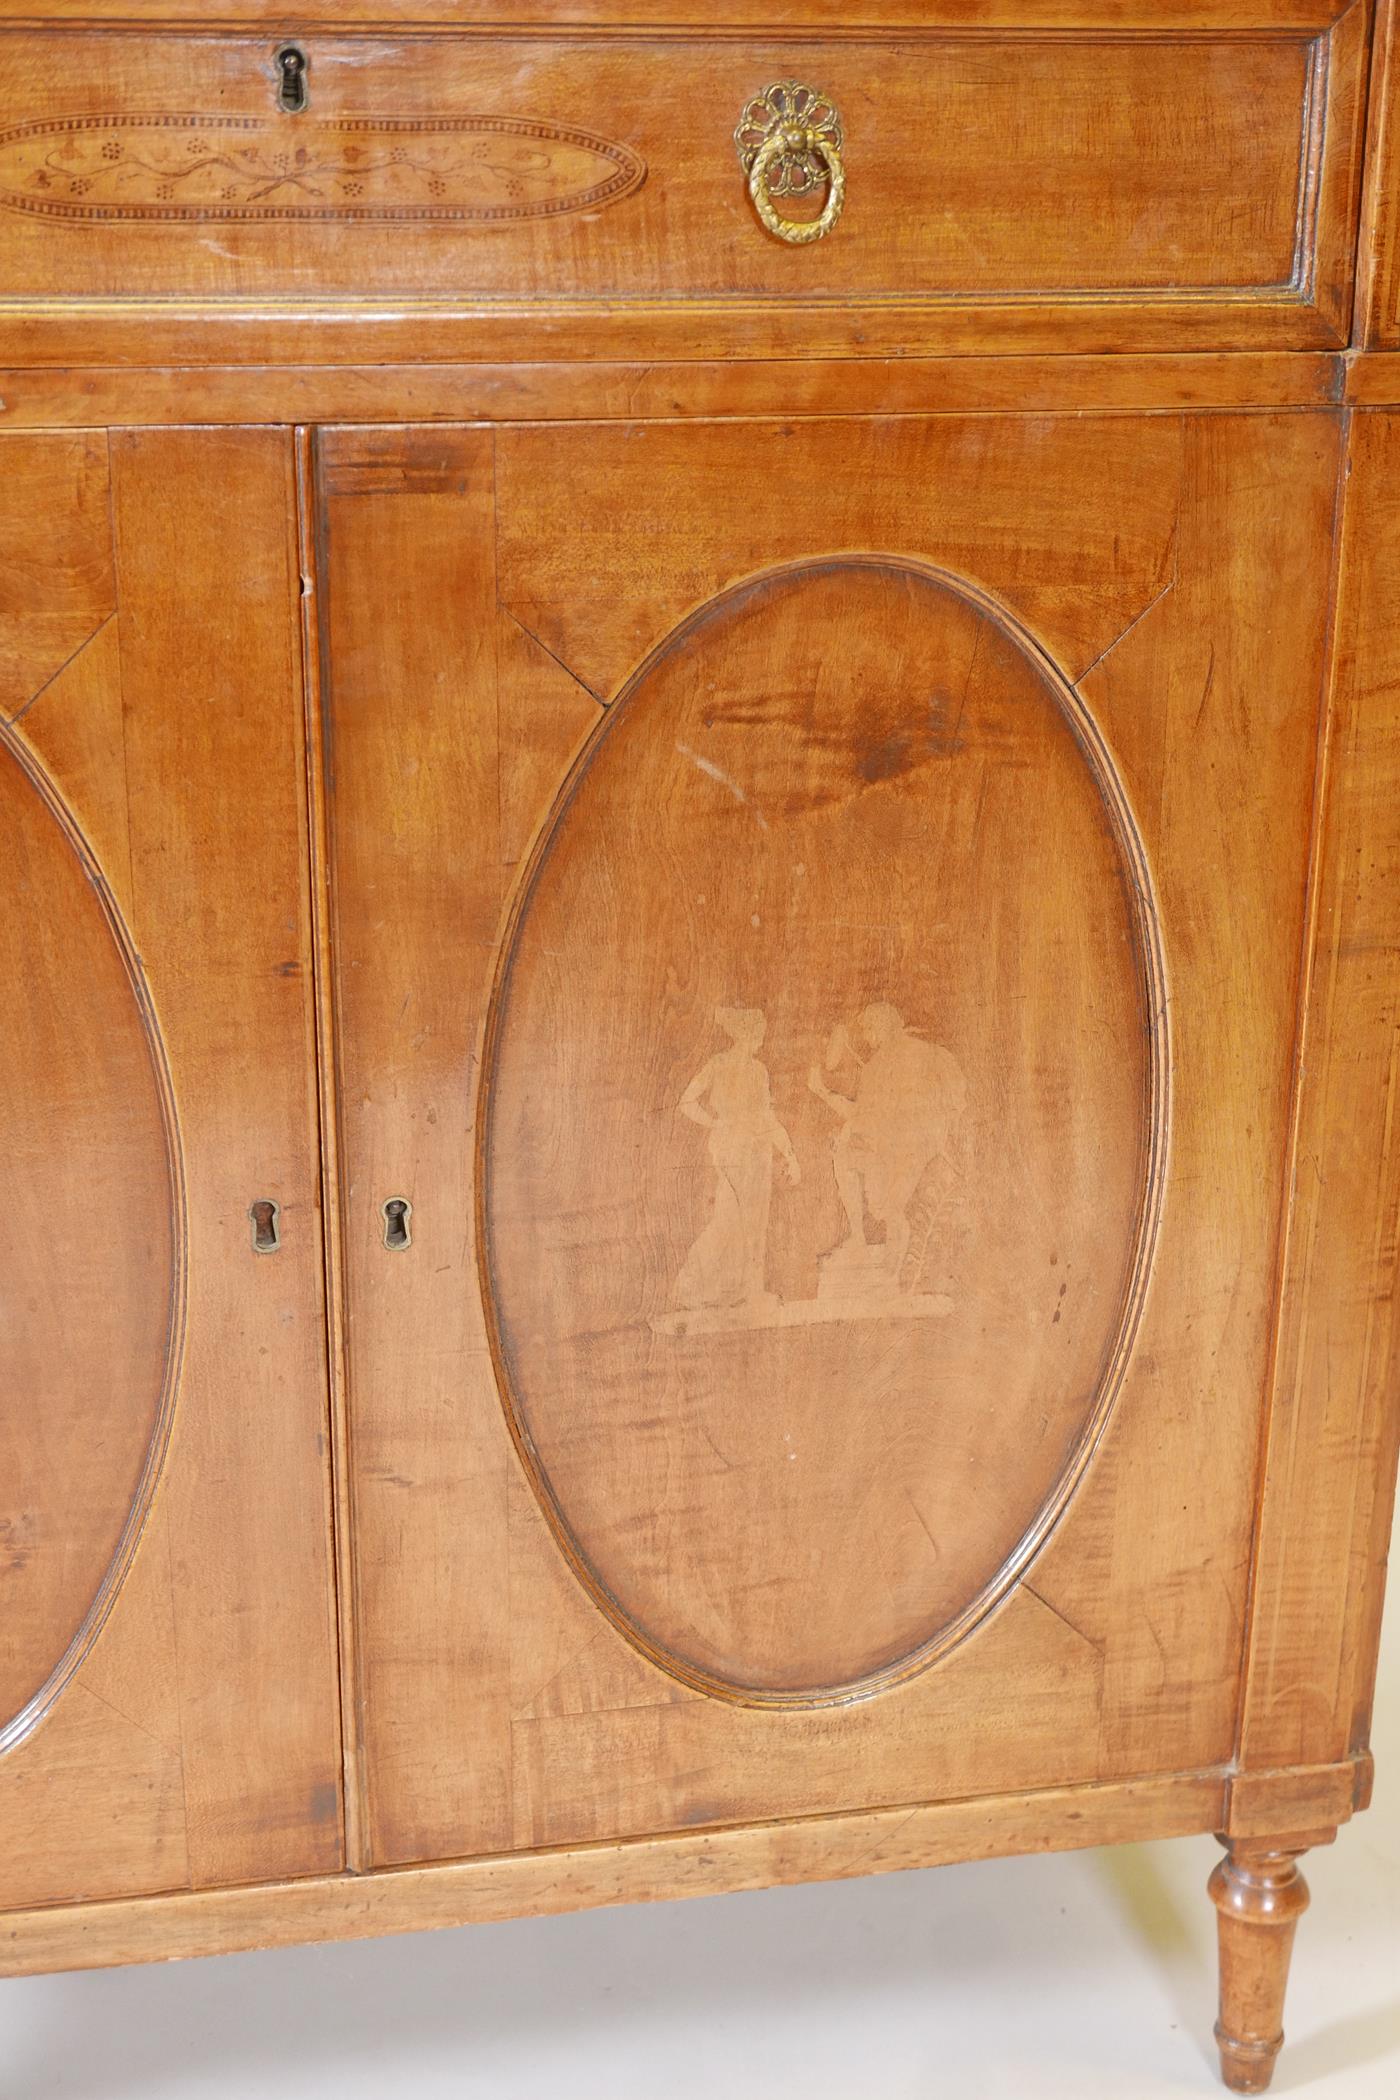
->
275;45;309;115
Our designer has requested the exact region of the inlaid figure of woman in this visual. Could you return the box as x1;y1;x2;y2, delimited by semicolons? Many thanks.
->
674;1006;800;1312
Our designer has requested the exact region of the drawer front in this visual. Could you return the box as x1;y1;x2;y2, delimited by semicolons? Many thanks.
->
0;10;1367;349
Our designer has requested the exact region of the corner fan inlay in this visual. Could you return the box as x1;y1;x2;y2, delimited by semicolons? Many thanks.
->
479;558;1169;1709
0;113;646;223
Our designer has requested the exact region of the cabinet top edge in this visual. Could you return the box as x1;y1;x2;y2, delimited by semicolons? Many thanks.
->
0;3;1359;34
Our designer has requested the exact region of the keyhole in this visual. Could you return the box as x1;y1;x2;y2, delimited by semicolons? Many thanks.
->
275;45;308;113
382;1197;412;1252
250;1199;281;1254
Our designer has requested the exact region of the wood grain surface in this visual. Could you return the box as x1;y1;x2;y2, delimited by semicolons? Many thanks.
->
0;351;1351;427
0;4;1357;26
3;11;1400;2081
315;410;1342;1874
482;556;1163;1703
1238;409;1400;1780
0;1769;1227;1981
0;429;343;1909
0;716;180;1753
0;7;1368;351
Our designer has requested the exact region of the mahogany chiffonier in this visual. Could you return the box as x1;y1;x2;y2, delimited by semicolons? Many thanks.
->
3;2;1400;2091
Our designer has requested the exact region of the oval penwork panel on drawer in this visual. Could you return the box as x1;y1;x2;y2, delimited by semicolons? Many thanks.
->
480;559;1167;1703
0;2;1369;352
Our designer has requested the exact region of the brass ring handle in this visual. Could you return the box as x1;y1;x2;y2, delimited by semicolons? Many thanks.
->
735;82;846;246
748;128;845;245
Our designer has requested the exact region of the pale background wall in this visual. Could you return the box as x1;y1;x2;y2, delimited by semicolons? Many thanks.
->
3;1555;1396;2098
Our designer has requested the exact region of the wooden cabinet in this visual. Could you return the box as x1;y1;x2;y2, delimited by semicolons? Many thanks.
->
3;7;1400;2095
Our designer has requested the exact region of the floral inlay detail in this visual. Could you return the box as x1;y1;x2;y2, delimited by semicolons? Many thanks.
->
0;111;647;223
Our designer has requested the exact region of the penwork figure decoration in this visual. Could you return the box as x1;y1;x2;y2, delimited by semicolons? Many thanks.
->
672;1005;801;1316
808;1002;966;1303
660;999;963;1337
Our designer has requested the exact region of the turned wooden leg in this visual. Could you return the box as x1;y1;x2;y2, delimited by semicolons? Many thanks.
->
1207;1837;1312;2094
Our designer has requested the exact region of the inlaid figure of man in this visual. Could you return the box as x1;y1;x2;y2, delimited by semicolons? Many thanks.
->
808;1002;965;1294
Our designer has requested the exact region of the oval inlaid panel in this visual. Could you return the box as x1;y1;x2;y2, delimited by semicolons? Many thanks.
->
482;560;1165;1703
0;731;181;1750
0;113;646;225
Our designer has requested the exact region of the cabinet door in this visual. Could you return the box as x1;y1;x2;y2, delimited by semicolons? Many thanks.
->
316;415;1337;1869
0;428;342;1905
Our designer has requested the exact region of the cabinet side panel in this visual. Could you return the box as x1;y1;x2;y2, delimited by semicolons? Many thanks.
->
1240;408;1400;1774
1358;0;1400;344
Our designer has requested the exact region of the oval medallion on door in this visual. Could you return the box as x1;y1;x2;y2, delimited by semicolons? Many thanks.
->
0;729;183;1751
480;559;1165;1705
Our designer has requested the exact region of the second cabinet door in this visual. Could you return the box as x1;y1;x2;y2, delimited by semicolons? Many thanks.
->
316;414;1337;1869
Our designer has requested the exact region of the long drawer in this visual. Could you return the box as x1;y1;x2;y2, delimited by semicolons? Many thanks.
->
0;8;1368;349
